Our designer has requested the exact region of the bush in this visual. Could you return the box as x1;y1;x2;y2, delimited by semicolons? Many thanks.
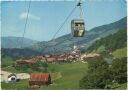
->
15;61;49;73
36;61;48;72
15;63;30;72
79;57;111;89
1;59;15;68
110;57;127;83
86;29;127;53
80;56;127;89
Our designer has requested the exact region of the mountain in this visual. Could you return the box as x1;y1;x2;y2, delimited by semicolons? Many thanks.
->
1;17;126;55
1;48;41;60
1;37;38;48
86;29;127;53
85;29;127;65
29;17;127;54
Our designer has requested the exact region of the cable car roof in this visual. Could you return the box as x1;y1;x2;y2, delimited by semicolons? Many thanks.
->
71;19;84;22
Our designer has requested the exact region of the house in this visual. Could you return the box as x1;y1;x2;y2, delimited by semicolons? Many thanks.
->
57;57;67;62
16;59;37;64
29;73;51;86
45;54;51;58
80;53;100;60
68;53;79;61
36;56;46;61
46;57;56;63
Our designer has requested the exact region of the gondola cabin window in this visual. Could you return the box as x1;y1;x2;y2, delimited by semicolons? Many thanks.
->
71;19;85;37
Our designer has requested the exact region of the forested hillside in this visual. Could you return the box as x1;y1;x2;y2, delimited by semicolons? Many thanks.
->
28;17;127;54
1;17;126;55
86;29;127;53
1;48;41;60
79;28;127;89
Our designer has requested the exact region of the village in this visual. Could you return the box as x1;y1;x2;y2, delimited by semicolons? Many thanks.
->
1;0;101;88
16;50;100;64
1;48;100;88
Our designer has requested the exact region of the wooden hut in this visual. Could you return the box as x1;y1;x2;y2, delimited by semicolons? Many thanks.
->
29;73;51;86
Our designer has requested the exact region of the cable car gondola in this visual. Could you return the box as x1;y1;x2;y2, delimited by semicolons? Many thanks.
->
71;0;85;37
71;19;85;37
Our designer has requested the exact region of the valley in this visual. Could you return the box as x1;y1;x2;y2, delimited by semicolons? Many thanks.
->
1;17;127;90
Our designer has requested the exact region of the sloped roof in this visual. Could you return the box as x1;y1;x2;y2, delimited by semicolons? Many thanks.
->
16;59;36;64
29;73;50;81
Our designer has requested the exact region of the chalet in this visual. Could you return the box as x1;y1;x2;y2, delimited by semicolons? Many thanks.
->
57;57;67;62
29;73;51;86
46;57;56;63
80;53;100;60
45;54;51;58
68;53;79;61
36;56;46;61
16;59;37;64
68;55;75;60
59;53;67;57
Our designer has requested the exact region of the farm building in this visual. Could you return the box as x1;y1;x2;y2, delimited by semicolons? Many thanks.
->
29;73;51;86
80;53;100;60
46;57;56;63
16;59;37;64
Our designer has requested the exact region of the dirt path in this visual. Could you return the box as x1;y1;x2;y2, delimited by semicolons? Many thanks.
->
1;70;30;82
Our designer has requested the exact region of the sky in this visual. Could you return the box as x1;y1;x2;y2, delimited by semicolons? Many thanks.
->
1;0;127;41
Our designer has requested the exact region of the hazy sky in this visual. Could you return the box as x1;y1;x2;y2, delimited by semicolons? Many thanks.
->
1;0;127;41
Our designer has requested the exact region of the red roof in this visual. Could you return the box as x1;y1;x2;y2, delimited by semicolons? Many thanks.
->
30;73;50;81
16;59;36;64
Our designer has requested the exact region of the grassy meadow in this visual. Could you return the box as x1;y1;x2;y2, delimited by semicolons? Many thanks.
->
112;47;127;59
1;61;88;90
41;61;88;89
1;79;29;90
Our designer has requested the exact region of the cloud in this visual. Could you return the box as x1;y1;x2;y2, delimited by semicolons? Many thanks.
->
19;12;41;20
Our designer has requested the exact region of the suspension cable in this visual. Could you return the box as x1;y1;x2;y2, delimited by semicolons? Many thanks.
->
43;1;85;54
45;36;74;54
42;5;77;53
42;1;84;54
21;1;31;48
77;0;84;19
52;6;77;40
51;6;77;53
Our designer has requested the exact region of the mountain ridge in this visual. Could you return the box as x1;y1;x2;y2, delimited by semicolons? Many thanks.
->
1;17;127;54
1;37;38;48
29;17;127;54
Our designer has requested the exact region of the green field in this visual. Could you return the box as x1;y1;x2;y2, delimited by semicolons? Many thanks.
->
110;83;127;90
41;61;88;89
92;45;106;53
1;79;29;90
116;83;127;89
2;52;127;89
112;47;127;59
1;61;88;90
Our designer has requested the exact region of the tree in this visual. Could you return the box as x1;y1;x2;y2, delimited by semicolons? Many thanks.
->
36;61;48;72
15;63;30;72
86;29;127;53
110;57;127;83
79;57;111;89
